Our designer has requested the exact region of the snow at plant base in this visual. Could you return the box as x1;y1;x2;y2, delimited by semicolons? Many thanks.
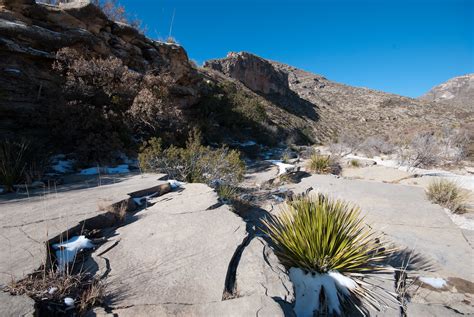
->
443;208;474;230
133;192;159;206
51;155;75;173
52;235;93;271
419;277;447;289
289;267;357;317
79;164;130;175
267;160;296;175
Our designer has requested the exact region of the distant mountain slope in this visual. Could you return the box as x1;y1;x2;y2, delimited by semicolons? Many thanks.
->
205;52;473;143
419;74;474;108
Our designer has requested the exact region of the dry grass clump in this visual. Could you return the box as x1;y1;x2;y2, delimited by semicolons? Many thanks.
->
426;179;469;213
349;159;361;168
5;271;105;314
307;154;340;174
216;184;238;203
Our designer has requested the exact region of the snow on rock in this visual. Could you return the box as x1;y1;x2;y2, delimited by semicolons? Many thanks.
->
238;140;257;147
443;208;474;230
52;159;74;174
419;277;447;289
79;165;130;175
0;187;4;194
289;267;357;317
133;192;159;206
267;160;295;175
64;297;75;307
168;179;185;189
52;236;93;271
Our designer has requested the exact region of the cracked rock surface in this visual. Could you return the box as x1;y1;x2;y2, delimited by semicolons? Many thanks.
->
90;183;291;316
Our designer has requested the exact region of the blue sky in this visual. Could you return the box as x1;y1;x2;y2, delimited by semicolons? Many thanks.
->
120;0;473;97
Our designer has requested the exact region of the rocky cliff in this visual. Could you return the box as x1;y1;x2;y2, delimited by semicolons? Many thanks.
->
0;0;199;141
419;73;474;108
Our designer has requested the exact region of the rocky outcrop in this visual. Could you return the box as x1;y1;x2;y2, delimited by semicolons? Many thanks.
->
205;52;291;96
0;0;199;139
419;73;474;108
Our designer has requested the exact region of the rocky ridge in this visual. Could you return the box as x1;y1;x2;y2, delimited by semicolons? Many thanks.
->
419;73;474;108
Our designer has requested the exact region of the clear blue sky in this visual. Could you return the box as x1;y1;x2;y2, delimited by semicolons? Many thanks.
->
120;0;473;97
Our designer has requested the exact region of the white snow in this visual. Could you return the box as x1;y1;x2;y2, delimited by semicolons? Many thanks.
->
52;159;74;174
289;267;357;317
267;160;295;175
168;179;185;189
0;187;4;194
52;236;93;271
48;287;58;295
79;164;130;175
133;192;159;206
419;277;447;289
64;297;75;307
345;154;474;191
238;140;257;147
443;208;474;230
4;68;21;74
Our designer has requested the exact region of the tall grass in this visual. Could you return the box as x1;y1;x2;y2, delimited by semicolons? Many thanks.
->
0;139;31;192
426;179;468;213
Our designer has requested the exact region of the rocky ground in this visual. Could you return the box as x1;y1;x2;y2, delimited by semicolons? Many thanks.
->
1;153;473;316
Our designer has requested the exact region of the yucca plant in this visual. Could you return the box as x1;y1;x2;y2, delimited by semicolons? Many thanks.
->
264;194;397;316
307;154;340;174
216;184;238;203
426;179;468;213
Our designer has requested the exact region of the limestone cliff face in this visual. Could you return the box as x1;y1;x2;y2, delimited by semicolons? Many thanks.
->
0;0;199;139
205;52;291;96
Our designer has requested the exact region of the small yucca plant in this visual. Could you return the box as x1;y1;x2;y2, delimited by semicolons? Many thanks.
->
264;194;396;316
426;179;468;213
216;184;238;203
307;154;338;174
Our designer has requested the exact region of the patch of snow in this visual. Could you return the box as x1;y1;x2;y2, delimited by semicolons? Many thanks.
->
267;160;295;175
48;287;58;295
345;154;474;191
106;164;130;174
443;208;474;230
289;267;357;317
4;68;21;74
52;159;74;174
0;187;4;194
79;165;130;175
64;297;75;307
133;192;159;206
238;140;257;147
52;236;93;271
419;277;447;289
271;194;285;203
168;180;185;189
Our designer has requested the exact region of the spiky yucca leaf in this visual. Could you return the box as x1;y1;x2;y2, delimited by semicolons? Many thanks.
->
264;194;388;274
264;194;397;315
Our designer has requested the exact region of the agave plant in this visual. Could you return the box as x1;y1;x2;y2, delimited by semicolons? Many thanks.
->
263;194;397;316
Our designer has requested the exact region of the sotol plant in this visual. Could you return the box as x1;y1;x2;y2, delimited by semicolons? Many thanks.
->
307;154;340;175
264;194;396;316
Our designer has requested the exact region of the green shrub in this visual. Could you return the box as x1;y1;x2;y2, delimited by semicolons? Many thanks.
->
139;130;245;185
350;159;361;168
307;154;340;174
426;179;468;213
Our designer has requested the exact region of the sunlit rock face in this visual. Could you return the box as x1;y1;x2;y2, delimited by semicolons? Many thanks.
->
419;73;474;108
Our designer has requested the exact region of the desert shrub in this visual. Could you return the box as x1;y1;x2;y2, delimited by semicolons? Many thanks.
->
438;127;470;164
139;130;245;186
350;159;361;168
51;48;176;164
307;154;341;174
263;194;394;314
328;131;361;158
426;179;468;213
397;132;441;169
359;136;395;157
